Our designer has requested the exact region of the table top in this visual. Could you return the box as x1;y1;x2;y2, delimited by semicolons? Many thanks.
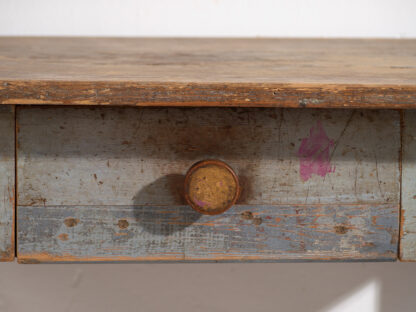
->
1;37;415;108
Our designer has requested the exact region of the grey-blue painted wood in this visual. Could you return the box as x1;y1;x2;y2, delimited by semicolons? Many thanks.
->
401;111;416;261
18;204;398;262
16;107;400;262
0;106;14;261
17;107;400;206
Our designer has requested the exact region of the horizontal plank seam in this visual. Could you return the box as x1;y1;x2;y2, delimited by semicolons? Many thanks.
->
17;202;399;208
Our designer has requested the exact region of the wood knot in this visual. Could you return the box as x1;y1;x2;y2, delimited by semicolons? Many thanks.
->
334;225;348;234
241;211;262;225
118;219;129;229
252;217;263;225
241;211;253;220
64;218;79;228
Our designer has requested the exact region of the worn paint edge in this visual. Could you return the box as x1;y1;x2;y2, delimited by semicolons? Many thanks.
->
2;81;416;108
17;252;397;264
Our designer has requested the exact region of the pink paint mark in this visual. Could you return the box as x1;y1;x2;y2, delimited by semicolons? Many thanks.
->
194;198;209;207
297;121;335;181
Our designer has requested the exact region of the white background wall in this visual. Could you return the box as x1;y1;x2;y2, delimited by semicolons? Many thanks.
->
0;1;415;312
1;0;416;38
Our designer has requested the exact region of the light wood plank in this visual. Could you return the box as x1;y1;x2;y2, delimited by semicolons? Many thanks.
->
0;106;14;261
1;38;416;108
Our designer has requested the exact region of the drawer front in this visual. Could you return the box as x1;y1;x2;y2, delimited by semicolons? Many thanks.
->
0;106;15;261
17;107;400;262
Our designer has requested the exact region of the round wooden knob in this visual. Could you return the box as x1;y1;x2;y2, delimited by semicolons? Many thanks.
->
184;160;240;215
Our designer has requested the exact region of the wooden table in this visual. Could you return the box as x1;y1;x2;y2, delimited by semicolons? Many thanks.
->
1;38;415;263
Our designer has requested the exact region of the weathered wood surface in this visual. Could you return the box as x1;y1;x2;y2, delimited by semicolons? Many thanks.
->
18;204;398;263
17;108;400;206
1;38;416;108
401;111;416;261
17;107;400;262
0;106;15;261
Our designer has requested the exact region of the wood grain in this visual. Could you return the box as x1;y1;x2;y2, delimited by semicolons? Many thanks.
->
400;111;416;261
1;38;416;108
17;107;400;206
17;107;400;262
18;204;398;263
0;106;15;261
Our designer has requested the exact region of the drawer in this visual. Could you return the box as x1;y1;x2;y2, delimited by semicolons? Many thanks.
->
16;107;400;262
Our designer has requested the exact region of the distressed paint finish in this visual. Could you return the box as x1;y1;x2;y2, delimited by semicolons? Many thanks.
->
401;111;416;261
0;106;15;261
1;38;416;108
17;107;400;262
18;204;398;263
17;107;400;206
